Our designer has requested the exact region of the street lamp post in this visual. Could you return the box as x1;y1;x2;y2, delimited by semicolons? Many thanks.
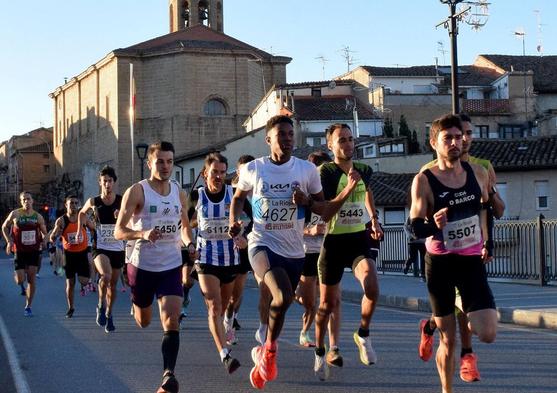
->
135;143;148;180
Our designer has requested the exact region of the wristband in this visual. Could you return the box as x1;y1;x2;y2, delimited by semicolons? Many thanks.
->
483;239;494;257
186;242;195;251
410;217;438;239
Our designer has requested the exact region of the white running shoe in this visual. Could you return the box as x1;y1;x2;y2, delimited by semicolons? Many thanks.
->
314;353;329;381
353;331;377;365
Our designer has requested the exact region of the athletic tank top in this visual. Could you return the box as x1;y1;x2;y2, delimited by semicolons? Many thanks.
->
303;212;325;254
196;185;238;266
61;215;88;252
128;179;182;272
423;162;483;256
12;209;42;252
93;195;124;252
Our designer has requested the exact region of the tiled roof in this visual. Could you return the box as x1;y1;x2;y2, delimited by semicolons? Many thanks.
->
18;143;51;153
470;136;557;171
370;172;414;206
292;96;379;121
479;55;557;93
115;25;290;62
362;65;438;77
276;80;354;89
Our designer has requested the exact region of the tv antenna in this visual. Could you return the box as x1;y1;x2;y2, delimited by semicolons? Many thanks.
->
460;0;490;31
534;9;545;55
437;41;448;65
315;55;329;80
339;46;357;73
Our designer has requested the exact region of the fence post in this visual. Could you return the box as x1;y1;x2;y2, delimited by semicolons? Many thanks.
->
537;214;547;286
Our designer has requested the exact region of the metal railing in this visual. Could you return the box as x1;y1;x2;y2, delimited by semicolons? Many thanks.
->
376;215;556;285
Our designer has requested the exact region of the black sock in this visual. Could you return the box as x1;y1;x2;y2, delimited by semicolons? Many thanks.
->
423;321;436;335
182;285;190;300
162;330;180;372
315;347;326;357
461;347;473;358
358;327;370;338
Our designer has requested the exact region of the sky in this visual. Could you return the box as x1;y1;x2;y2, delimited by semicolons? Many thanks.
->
1;0;555;142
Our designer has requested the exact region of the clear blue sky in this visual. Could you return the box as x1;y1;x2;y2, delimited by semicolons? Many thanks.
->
1;0;555;142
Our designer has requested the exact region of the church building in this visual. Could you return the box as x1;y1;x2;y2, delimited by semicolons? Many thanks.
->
49;0;291;197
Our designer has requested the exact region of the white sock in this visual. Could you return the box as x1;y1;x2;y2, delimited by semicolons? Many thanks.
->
223;315;233;331
220;348;230;361
258;323;267;341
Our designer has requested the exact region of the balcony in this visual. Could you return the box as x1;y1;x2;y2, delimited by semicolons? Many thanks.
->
462;99;510;115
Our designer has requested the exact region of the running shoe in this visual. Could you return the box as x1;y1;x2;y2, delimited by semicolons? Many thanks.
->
65;308;75;318
180;307;188;319
326;347;343;368
299;330;316;347
233;317;241;330
249;365;265;389
222;353;241;374
226;327;238;346
314;352;329;381
24;307;33;317
353;331;377;365
254;325;266;345
105;315;115;333
160;371;179;393
460;353;481;382
80;285;87;297
419;319;434;362
130;304;135;316
96;306;106;327
258;346;278;382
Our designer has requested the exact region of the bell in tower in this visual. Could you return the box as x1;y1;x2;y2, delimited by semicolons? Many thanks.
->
169;0;224;33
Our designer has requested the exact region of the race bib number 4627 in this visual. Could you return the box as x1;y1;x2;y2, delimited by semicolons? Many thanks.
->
255;198;297;231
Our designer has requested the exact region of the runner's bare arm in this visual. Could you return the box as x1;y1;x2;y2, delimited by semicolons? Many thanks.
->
77;198;94;232
37;214;48;246
115;183;151;241
487;163;505;219
179;190;195;250
473;164;493;261
309;168;360;222
229;188;249;237
365;188;383;239
49;217;64;243
409;173;439;239
2;211;16;254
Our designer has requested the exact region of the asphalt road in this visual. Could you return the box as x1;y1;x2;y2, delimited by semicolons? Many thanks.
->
0;254;556;393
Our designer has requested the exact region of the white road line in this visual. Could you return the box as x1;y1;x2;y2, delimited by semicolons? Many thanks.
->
0;314;31;393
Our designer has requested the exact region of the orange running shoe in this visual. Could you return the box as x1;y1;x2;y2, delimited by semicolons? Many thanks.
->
259;346;278;382
249;365;266;389
460;353;481;382
418;319;434;362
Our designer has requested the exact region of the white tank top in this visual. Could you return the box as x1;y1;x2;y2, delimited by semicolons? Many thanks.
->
129;179;182;272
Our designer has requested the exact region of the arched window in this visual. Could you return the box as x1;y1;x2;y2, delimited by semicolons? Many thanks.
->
204;98;227;116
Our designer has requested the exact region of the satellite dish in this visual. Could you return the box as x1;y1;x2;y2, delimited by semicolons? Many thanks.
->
329;80;337;89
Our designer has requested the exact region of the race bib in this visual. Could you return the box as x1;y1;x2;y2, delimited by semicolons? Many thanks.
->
257;197;297;231
308;213;325;227
98;224;116;243
153;219;179;242
200;218;230;241
67;232;79;244
21;230;36;245
442;215;481;251
337;202;366;226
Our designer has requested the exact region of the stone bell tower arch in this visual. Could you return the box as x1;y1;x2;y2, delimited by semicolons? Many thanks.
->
169;0;224;33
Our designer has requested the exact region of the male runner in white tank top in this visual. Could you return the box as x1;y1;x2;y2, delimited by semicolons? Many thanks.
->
115;141;196;393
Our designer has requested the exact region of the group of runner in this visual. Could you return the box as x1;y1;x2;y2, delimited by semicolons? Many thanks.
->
1;112;501;393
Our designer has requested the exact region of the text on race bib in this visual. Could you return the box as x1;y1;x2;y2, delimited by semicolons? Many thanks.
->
98;224;117;243
442;215;482;251
67;232;80;244
308;213;325;227
256;197;297;231
336;202;366;226
153;219;179;242
200;218;230;241
21;230;36;245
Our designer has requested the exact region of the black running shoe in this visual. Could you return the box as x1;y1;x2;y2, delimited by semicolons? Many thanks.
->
160;371;179;393
223;354;241;374
105;315;115;333
96;306;106;327
65;308;75;318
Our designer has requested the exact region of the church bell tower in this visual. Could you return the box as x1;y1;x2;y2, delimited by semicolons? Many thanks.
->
169;0;224;33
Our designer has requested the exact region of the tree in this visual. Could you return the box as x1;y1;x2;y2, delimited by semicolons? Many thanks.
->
398;114;411;138
409;130;421;154
383;117;394;138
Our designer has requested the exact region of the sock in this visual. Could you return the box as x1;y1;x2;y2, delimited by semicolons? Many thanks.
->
223;314;233;331
461;347;473;358
257;323;267;341
424;321;436;336
161;330;180;372
232;312;237;320
358;327;370;338
265;340;277;352
315;347;326;357
330;345;339;352
98;301;104;309
219;348;230;361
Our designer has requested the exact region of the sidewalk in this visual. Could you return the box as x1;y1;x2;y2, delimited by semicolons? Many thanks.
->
340;273;557;330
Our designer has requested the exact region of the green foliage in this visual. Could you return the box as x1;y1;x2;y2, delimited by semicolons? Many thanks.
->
383;117;394;138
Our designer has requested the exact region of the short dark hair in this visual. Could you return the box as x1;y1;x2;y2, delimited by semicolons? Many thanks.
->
308;150;331;166
19;191;32;199
325;123;351;142
430;114;462;142
99;165;117;182
459;113;471;123
265;115;293;133
147;141;175;159
65;195;78;202
204;152;228;170
237;154;255;165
